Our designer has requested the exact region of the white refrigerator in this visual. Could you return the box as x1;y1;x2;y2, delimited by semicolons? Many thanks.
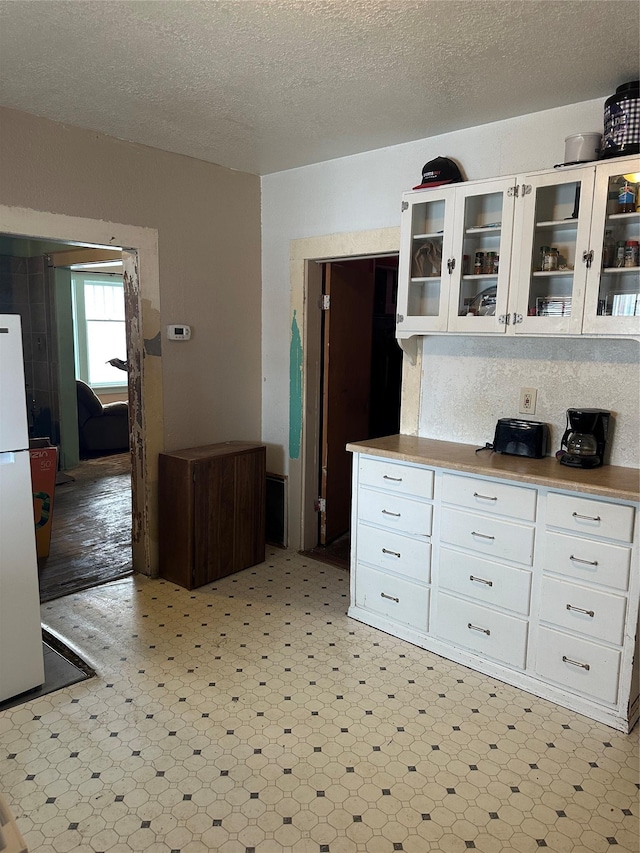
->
0;313;45;702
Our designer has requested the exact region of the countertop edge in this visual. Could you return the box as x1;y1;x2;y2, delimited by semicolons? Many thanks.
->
347;436;640;503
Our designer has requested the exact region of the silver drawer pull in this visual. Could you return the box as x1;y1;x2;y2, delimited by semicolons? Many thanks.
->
468;622;490;636
569;554;598;566
381;510;401;517
383;475;403;482
471;531;495;541
572;511;601;522
562;655;590;671
381;592;399;603
382;548;401;558
470;575;493;587
566;604;595;617
473;492;497;501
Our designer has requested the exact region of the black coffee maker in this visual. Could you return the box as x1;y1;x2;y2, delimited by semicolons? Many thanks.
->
559;408;611;468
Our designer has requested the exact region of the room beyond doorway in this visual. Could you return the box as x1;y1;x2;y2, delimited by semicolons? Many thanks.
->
38;452;132;602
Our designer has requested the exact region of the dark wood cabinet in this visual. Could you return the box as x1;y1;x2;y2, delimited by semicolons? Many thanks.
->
158;442;266;589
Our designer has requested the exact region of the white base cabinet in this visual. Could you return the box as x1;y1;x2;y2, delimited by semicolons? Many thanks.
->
348;450;640;732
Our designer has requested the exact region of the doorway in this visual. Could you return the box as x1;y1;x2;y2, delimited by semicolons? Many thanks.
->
0;203;162;580
0;235;134;600
309;255;402;567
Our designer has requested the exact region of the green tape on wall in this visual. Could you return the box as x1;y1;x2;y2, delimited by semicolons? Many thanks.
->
289;310;303;459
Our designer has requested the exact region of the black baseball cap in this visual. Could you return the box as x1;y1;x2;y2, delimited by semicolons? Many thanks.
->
413;156;464;189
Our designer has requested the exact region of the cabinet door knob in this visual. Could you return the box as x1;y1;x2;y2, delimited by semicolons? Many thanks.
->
471;531;495;541
381;510;401;517
572;511;601;522
562;655;590;671
383;475;403;482
569;555;599;567
468;622;490;636
381;592;399;603
382;548;401;558
473;492;497;501
470;575;493;587
566;604;595;617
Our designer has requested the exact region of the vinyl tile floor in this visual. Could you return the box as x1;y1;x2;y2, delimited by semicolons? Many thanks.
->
1;549;638;853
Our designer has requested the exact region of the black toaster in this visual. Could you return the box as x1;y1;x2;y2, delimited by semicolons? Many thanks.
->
493;418;549;458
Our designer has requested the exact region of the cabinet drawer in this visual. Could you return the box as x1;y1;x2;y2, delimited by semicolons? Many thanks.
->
439;547;532;615
544;531;632;591
442;473;537;521
355;564;429;632
358;489;432;536
440;507;535;565
433;592;528;669
359;457;434;499
547;493;635;543
535;626;621;705
356;523;431;583
539;576;627;646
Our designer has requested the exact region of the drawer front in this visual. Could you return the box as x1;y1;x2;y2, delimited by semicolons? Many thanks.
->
440;507;535;565
544;531;632;591
357;523;431;583
535;626;621;705
439;547;532;615
358;456;434;499
355;564;430;632
546;493;635;543
539;576;627;646
358;488;433;537
433;592;528;669
442;473;537;521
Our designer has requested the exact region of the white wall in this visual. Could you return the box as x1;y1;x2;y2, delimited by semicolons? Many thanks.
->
262;98;640;484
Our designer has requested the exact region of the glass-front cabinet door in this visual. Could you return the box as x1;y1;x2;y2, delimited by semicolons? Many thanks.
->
511;167;595;335
582;158;640;335
396;187;456;335
447;178;516;333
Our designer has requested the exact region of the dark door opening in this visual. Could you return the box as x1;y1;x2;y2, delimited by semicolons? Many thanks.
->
310;255;401;566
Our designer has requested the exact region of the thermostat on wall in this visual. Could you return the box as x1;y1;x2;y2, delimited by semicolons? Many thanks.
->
167;324;191;341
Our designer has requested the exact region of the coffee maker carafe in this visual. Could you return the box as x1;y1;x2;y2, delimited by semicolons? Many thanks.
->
559;408;611;468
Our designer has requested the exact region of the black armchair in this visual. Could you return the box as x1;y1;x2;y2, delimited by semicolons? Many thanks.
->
76;380;129;455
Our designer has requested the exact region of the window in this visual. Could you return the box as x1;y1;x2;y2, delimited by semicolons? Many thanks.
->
72;273;127;389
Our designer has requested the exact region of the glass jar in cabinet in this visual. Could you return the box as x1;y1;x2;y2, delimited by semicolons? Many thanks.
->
511;166;595;335
582;157;640;335
446;177;516;333
396;186;456;336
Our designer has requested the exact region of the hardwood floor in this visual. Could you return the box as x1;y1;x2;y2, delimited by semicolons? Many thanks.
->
38;453;133;603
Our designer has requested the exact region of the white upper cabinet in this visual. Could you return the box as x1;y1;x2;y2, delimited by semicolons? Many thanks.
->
582;158;640;335
396;185;456;334
396;156;640;341
447;177;516;334
510;166;595;336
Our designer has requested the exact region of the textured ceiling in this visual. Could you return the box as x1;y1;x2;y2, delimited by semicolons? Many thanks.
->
0;1;638;176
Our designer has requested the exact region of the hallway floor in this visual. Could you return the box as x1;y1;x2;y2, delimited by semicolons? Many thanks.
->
1;548;638;852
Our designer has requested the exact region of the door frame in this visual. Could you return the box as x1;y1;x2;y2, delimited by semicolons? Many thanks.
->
0;203;163;577
288;226;423;553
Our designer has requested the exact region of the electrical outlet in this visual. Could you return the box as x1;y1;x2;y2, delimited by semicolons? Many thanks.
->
519;387;537;415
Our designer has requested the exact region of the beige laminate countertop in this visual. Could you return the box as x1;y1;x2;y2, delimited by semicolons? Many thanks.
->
347;435;640;503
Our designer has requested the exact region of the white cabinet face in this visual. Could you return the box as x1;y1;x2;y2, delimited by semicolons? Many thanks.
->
582;157;640;336
447;178;516;333
396;187;456;334
511;167;595;336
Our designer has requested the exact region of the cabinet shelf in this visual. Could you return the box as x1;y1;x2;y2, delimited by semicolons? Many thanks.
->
603;266;640;274
535;218;579;230
532;269;574;277
413;232;444;240
462;273;498;281
410;276;442;283
607;212;640;222
465;225;502;234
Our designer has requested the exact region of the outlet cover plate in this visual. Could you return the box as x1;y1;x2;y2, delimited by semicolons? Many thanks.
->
519;387;537;415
